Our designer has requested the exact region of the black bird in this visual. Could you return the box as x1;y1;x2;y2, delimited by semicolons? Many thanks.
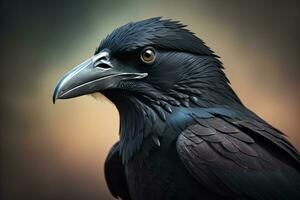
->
53;18;300;200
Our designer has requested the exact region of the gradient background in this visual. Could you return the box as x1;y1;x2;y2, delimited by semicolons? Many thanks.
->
1;0;299;199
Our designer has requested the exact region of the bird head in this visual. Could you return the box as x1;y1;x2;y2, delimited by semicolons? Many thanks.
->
53;17;241;110
53;17;244;162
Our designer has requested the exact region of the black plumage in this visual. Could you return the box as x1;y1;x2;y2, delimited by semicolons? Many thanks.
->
54;17;300;200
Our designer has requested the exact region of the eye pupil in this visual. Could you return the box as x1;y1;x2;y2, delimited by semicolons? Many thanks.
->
145;50;152;58
141;47;156;64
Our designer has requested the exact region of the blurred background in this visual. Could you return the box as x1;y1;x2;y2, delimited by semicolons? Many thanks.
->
1;0;299;199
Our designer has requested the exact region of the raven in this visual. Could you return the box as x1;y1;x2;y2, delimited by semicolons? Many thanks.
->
53;18;300;200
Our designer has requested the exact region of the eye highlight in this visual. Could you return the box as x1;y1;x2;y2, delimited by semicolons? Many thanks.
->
140;47;156;64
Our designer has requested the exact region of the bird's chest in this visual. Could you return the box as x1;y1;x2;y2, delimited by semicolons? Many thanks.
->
122;112;200;200
124;137;198;200
125;148;178;200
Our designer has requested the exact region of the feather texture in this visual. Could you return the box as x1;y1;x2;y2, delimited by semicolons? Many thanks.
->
177;117;300;199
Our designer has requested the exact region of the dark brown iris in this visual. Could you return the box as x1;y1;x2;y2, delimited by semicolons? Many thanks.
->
141;47;156;64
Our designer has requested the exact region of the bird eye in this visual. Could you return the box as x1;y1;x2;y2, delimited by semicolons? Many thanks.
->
141;47;156;64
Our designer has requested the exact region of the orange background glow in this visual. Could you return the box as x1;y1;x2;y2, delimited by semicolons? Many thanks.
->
1;0;299;199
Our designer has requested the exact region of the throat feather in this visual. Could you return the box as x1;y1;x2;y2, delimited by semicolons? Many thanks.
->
111;94;168;163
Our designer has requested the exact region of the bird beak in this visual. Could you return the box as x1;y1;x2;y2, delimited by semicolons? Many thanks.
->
53;50;147;103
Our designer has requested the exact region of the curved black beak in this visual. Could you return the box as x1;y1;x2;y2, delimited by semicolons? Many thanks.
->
53;50;147;104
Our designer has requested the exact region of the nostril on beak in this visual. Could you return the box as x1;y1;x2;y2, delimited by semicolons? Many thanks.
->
96;63;112;69
94;59;113;69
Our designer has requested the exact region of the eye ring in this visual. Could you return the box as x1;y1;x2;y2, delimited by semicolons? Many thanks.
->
140;47;156;64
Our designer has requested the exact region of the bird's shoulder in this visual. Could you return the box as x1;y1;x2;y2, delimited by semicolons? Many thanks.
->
176;117;272;171
176;116;300;199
